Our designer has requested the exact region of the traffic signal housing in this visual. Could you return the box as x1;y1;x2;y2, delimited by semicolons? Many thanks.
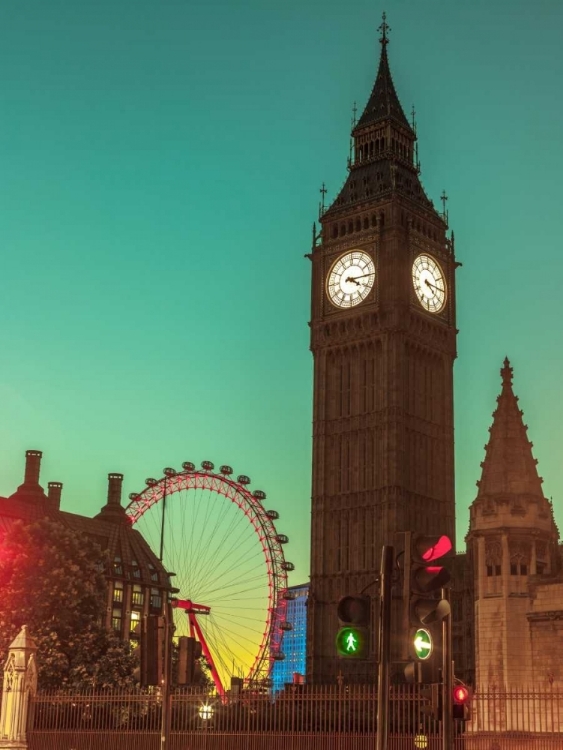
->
141;614;164;687
453;683;471;721
335;594;370;659
178;635;203;684
403;533;452;681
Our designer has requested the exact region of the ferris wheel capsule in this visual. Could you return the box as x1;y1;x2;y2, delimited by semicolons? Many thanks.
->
237;474;251;485
145;478;158;487
281;561;295;572
266;509;279;520
163;467;177;477
128;493;139;501
182;462;195;472
201;460;215;471
276;534;289;544
219;465;233;475
253;490;266;501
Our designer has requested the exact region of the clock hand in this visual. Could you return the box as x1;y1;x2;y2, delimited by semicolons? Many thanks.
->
424;279;442;292
345;276;361;285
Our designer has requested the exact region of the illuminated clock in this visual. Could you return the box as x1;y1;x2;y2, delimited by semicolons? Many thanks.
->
412;254;447;313
326;250;375;308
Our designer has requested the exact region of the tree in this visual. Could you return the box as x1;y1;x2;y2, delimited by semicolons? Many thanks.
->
0;517;137;689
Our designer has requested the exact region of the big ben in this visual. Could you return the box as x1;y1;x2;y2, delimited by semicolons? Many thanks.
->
307;16;458;683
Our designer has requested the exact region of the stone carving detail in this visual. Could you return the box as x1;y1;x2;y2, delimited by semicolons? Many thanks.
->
509;542;530;565
485;540;502;565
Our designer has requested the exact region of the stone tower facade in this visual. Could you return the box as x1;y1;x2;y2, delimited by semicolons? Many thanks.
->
307;18;458;684
466;358;561;688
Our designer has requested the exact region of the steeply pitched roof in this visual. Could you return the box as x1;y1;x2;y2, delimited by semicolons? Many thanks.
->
477;358;544;499
355;42;413;133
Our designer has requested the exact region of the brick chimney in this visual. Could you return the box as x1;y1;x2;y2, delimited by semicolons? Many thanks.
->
107;473;123;507
95;473;128;523
24;450;42;485
47;482;63;511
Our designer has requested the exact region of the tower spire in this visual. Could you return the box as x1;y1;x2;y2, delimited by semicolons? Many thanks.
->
477;358;544;499
355;12;413;132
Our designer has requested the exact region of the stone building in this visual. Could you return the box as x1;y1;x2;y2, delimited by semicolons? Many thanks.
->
0;449;172;645
459;358;562;688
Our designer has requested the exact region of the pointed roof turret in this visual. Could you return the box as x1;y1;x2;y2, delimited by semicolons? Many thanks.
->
477;358;544;499
355;12;413;133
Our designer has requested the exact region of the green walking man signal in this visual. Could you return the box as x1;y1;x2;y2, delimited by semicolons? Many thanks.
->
336;626;365;656
335;594;370;659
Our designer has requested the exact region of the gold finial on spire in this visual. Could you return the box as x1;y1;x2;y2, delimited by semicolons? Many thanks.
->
378;11;390;46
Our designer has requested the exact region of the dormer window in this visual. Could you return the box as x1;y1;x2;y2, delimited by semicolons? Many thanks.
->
113;556;123;576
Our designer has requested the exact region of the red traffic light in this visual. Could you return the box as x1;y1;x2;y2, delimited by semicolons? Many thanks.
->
453;685;470;704
420;535;452;562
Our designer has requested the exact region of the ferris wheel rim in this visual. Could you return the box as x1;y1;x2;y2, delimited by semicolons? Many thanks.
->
125;466;290;685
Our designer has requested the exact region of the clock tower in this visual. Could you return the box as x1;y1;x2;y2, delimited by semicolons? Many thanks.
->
307;17;458;683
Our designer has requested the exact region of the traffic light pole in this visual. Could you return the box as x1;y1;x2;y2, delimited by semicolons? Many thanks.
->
160;603;172;750
441;587;453;750
376;545;394;750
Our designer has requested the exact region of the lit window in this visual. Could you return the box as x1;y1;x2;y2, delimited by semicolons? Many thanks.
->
130;610;141;636
132;585;144;606
113;581;124;603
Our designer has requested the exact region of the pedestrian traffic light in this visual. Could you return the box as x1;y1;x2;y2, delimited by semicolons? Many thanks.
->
402;532;451;682
453;683;471;721
335;594;370;659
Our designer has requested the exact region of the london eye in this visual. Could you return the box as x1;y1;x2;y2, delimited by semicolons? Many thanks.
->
125;461;293;695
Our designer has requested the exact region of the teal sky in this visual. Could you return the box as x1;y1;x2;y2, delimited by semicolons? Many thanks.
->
1;0;562;584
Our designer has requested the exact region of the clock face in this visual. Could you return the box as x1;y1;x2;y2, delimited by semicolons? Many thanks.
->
412;254;447;313
327;250;375;308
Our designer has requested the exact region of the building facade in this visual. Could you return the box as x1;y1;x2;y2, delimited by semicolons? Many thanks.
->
272;583;308;692
0;450;172;647
307;17;458;683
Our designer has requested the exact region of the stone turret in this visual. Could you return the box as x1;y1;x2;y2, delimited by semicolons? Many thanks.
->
0;625;37;748
467;358;559;691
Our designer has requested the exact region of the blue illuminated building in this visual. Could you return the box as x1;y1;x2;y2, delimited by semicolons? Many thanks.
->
272;582;308;692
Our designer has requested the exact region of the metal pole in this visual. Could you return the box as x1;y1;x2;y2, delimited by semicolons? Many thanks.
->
159;478;167;562
376;545;394;750
160;603;172;750
441;587;453;750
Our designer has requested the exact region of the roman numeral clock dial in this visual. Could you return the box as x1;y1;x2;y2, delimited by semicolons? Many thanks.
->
412;253;447;313
326;250;375;308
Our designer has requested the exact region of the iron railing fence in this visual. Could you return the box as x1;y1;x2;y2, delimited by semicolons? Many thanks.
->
28;685;563;750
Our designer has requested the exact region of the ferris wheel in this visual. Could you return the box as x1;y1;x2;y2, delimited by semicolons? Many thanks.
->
125;461;293;695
